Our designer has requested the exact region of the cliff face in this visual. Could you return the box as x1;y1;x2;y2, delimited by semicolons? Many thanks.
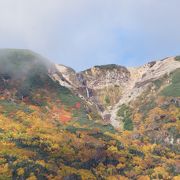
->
80;64;130;88
109;57;180;127
0;49;179;179
53;57;180;127
53;64;130;114
79;65;130;110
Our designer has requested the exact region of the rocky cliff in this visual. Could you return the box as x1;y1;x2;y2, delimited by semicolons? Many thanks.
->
0;49;179;179
52;57;180;128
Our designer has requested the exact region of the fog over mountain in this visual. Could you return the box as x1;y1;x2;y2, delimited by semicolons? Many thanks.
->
0;0;180;70
0;1;180;179
0;49;179;179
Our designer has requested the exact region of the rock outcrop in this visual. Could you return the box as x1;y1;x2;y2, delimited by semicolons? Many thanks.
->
52;57;180;127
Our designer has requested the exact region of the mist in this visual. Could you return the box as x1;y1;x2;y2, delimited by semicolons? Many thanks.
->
0;49;52;80
0;1;180;70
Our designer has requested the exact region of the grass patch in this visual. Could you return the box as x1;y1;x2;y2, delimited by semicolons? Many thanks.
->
153;79;163;89
0;100;33;115
57;88;81;107
117;104;132;118
90;132;113;141
161;69;180;97
124;118;133;131
105;95;110;105
94;64;120;70
117;104;134;131
175;56;180;62
66;122;116;134
139;100;156;116
91;123;116;133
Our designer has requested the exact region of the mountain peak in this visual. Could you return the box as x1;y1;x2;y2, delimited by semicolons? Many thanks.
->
0;50;180;179
54;55;180;127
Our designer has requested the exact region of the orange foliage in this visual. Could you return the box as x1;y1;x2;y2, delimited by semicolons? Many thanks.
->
52;106;72;123
137;175;150;180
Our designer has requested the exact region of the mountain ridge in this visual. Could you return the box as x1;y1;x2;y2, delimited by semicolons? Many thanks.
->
53;56;180;128
0;49;179;179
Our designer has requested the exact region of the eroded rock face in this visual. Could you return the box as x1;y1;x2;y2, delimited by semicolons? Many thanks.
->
109;57;180;127
54;64;81;88
52;64;131;118
52;57;180;127
79;64;130;89
79;65;130;109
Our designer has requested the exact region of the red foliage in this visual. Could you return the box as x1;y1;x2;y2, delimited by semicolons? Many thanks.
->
170;118;177;122
75;102;81;109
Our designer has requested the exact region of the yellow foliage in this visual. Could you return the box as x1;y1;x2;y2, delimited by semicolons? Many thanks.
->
36;160;46;167
142;143;156;154
118;157;126;163
17;168;24;176
27;173;37;180
107;176;128;180
152;166;170;180
0;163;11;175
116;163;126;169
133;113;142;124
0;79;179;179
58;166;77;177
137;175;150;180
132;156;143;166
78;169;96;180
173;175;180;180
108;145;118;152
148;107;167;119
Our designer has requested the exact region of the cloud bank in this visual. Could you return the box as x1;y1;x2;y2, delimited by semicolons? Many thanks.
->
0;0;180;71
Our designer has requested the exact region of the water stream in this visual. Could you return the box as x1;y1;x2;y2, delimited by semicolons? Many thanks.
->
85;87;90;98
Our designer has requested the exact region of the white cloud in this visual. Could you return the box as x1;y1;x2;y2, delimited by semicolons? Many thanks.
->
0;0;180;70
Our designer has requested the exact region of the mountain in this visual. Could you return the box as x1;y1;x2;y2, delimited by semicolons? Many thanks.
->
0;49;179;179
54;57;180;125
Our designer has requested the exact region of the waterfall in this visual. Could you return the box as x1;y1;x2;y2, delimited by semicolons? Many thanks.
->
85;87;90;98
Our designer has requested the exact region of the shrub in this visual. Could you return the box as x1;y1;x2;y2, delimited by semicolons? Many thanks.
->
0;100;32;115
117;104;134;131
153;79;163;89
16;85;31;100
105;95;110;104
129;147;144;157
89;123;116;134
94;64;119;70
124;118;133;131
139;100;156;116
175;56;180;62
117;104;132;119
161;69;180;97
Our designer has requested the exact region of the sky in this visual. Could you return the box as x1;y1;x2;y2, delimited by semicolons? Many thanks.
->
0;0;180;71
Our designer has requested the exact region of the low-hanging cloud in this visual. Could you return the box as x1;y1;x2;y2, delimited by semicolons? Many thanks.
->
0;0;180;71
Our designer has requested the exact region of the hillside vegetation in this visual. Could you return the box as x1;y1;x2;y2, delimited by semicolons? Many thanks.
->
161;69;180;97
0;49;179;179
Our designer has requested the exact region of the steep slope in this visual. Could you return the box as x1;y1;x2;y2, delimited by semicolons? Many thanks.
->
54;57;180;127
0;49;118;179
0;49;179;179
53;56;180;179
54;64;131;122
80;65;130;108
109;57;180;127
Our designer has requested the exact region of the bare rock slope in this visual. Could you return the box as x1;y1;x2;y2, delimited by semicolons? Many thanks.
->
52;57;180;127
